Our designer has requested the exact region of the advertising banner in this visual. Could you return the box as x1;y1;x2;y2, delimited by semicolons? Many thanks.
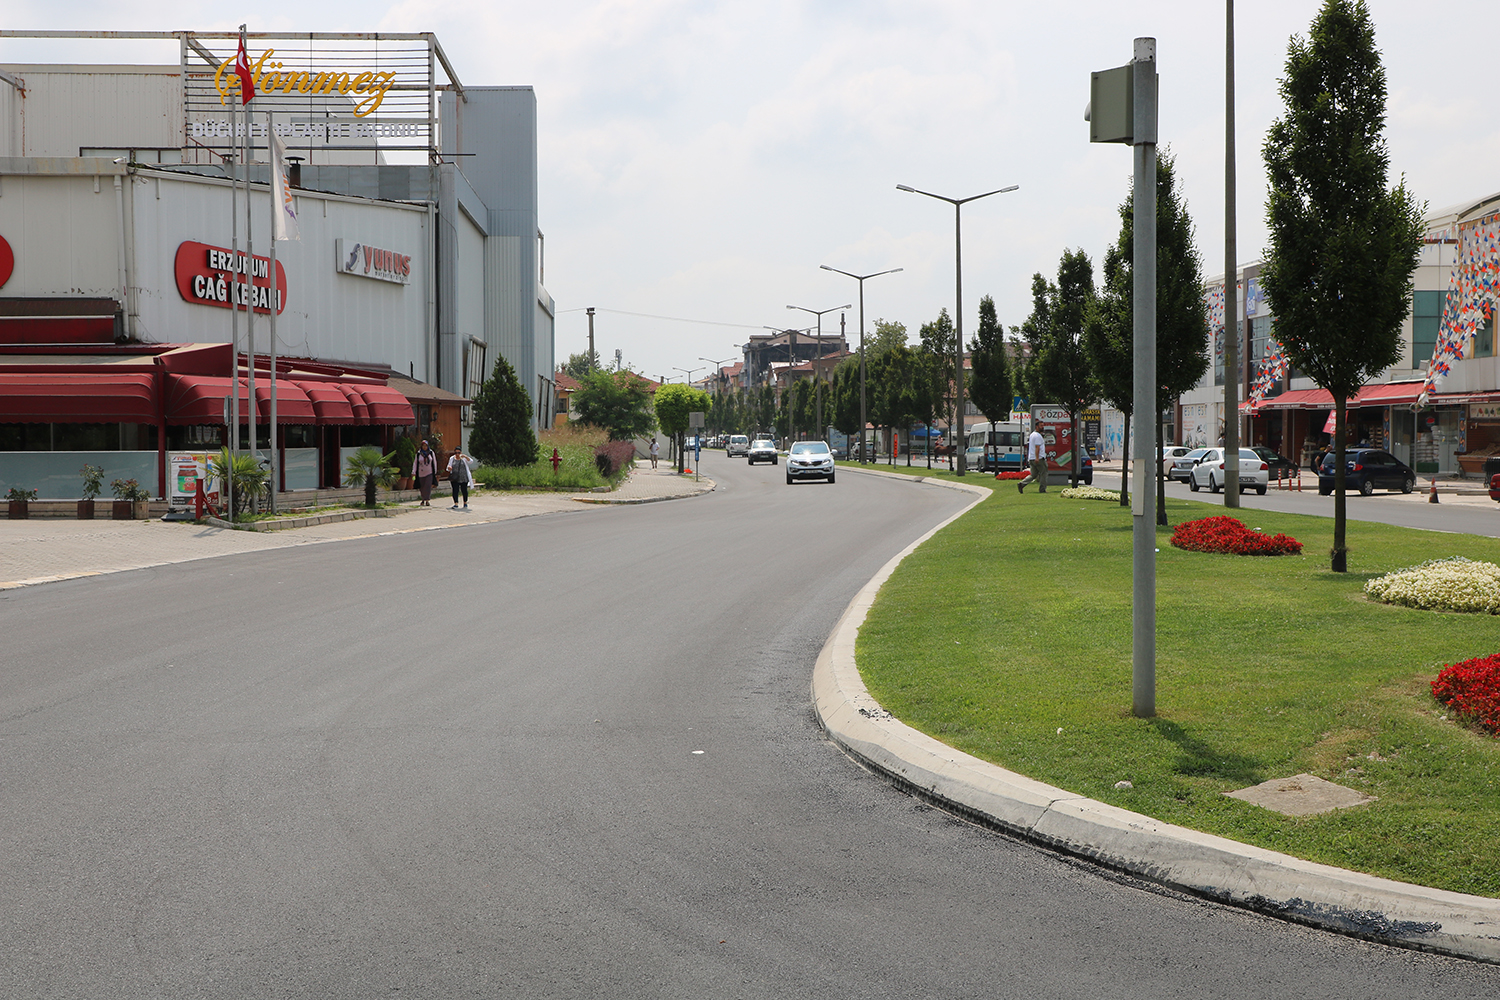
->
1029;405;1075;484
168;452;220;509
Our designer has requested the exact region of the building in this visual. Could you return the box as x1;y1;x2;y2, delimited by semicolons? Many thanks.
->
0;30;554;501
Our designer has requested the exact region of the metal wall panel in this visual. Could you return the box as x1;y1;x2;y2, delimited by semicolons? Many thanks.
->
0;172;122;298
0;66;181;156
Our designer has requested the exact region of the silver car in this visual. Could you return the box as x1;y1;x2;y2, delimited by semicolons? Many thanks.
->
1188;447;1269;495
747;439;779;465
1167;447;1211;482
786;440;835;483
726;434;750;457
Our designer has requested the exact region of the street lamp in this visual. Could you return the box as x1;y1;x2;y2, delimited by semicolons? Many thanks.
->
787;302;849;446
819;264;903;463
700;354;736;441
896;182;1018;474
762;326;812;447
673;365;706;470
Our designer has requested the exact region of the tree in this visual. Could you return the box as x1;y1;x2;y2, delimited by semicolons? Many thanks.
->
969;295;1014;460
791;377;814;442
341;445;398;509
912;347;948;469
468;355;540;467
558;350;601;380
654;382;711;473
869;318;909;354
1260;0;1424;572
756;383;776;435
1086;151;1209;513
570;369;658;442
918;309;957;457
830;357;862;451
1024;250;1099;485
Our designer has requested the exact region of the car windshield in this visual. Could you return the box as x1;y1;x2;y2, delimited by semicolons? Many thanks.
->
790;442;830;455
751;441;772;448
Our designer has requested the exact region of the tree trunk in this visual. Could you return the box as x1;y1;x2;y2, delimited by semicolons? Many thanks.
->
365;475;377;508
1332;398;1348;572
1070;411;1081;486
1119;410;1131;507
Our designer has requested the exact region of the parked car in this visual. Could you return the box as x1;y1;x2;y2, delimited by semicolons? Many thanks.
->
1252;446;1299;481
726;434;750;457
1188;447;1269;495
1167;448;1211;482
1159;446;1193;476
1316;448;1416;496
747;439;779;465
1490;472;1500;503
786;440;835;483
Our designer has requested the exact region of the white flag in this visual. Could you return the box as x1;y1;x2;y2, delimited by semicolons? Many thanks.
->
270;129;301;241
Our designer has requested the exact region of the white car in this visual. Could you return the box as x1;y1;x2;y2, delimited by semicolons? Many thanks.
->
726;434;750;457
786;440;835;483
1188;447;1270;495
1167;447;1211;482
1159;445;1193;476
747;439;779;465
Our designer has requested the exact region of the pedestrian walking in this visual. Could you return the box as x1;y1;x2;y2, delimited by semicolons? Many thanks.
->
413;439;438;506
447;449;471;509
1018;425;1048;493
649;438;659;469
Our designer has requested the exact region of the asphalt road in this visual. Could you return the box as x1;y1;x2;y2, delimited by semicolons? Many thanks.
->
5;454;1500;998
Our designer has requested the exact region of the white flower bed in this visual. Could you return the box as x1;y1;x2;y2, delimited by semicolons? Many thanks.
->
1058;486;1122;502
1363;557;1500;614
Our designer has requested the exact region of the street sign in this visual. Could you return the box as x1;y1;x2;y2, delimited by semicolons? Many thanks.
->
689;411;705;428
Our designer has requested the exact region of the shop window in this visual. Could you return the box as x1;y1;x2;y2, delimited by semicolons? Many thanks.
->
53;423;115;451
1477;314;1495;358
283;425;316;448
1412;290;1443;367
168;425;224;449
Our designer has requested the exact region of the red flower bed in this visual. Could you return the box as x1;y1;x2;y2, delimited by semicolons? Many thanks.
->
995;471;1027;480
1432;653;1500;736
1169;515;1303;556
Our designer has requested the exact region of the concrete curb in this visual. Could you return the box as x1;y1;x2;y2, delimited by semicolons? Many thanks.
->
812;470;1500;963
202;507;401;532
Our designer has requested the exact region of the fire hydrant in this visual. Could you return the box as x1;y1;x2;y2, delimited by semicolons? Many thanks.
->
550;447;562;474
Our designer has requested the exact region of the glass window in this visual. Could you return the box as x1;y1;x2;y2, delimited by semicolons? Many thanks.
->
1412;290;1444;367
1477;313;1495;359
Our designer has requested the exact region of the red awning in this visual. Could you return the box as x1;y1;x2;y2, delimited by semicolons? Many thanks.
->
165;375;315;425
1351;381;1425;406
292;379;356;424
353;384;416;425
335;383;371;423
0;372;157;422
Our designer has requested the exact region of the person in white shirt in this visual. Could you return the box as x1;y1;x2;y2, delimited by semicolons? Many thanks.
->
1018;426;1048;493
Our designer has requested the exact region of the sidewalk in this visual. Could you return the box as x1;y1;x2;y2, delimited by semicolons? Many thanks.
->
0;465;713;590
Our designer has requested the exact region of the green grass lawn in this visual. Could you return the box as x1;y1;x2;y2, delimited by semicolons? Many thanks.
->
852;464;1500;897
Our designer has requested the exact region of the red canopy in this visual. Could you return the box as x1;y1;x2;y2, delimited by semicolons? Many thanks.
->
352;383;416;425
165;375;315;425
0;372;157;423
292;379;356;425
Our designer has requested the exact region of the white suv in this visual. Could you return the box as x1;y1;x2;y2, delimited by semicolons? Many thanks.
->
726;434;749;457
786;441;835;484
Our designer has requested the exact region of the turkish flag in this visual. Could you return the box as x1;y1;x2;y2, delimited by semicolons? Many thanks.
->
234;36;255;104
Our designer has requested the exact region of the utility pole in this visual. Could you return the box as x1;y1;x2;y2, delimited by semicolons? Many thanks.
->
586;306;596;371
1223;0;1241;505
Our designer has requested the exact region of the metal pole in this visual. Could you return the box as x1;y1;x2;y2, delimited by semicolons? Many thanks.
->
954;201;966;475
586;306;595;370
1131;37;1159;718
1223;0;1240;504
244;68;257;514
267;109;278;514
858;280;867;463
227;39;239;523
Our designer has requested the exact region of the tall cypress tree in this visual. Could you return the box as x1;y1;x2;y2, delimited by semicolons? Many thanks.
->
1260;0;1424;572
1025;250;1099;485
468;354;539;468
969;295;1014;457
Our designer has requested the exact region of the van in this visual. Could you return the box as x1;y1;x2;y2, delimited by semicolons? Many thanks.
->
726;434;750;457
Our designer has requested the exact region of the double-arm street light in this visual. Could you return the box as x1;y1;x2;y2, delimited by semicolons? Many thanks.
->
699;355;737;395
786;302;849;444
819;264;902;463
895;182;1019;474
762;326;813;445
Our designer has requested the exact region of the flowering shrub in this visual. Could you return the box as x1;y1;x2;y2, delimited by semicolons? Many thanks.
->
1432;653;1500;735
1169;515;1303;556
1364;557;1500;614
593;440;637;478
994;471;1027;480
1059;486;1121;502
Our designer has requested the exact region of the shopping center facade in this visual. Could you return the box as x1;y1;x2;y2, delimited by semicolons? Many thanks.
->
0;31;554;502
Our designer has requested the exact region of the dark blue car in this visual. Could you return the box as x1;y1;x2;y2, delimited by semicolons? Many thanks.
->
1317;448;1416;496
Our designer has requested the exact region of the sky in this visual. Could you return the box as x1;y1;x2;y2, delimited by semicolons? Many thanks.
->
4;1;1496;384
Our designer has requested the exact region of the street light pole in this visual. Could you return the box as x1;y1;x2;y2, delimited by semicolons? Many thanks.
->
699;354;736;439
786;302;849;447
673;365;706;473
896;183;1019;475
819;265;902;463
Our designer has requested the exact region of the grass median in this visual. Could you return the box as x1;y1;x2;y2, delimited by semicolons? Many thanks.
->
848;463;1500;897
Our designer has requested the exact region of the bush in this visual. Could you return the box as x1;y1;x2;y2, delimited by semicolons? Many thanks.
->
593;440;636;478
5;486;37;502
994;471;1028;480
1169;515;1303;556
1059;486;1121;502
110;478;151;502
1364;557;1500;614
1432;653;1500;735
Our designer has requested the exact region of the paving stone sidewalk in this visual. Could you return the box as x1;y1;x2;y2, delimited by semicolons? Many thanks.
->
0;465;713;590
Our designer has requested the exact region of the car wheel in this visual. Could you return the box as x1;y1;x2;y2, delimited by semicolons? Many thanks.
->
1256;485;1267;495
1189;476;1200;492
1360;478;1374;497
786;473;793;485
1319;483;1332;496
1209;474;1220;494
1401;476;1414;494
827;472;835;484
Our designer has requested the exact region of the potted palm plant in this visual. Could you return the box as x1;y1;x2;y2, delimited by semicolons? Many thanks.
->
394;435;417;490
110;478;152;519
344;445;399;507
78;464;104;519
7;486;37;519
208;448;270;521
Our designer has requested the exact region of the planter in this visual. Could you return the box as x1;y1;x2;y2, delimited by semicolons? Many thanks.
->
8;500;28;520
398;476;413;490
112;500;134;519
1456;453;1490;477
133;500;150;519
77;499;95;520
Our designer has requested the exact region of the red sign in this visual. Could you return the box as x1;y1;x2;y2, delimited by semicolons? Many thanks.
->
174;240;287;315
0;233;13;289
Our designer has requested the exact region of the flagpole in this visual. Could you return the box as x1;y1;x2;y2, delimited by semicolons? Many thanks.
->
267;109;278;514
227;35;241;522
242;24;257;515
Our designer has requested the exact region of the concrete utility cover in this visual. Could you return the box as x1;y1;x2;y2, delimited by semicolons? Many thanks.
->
1224;773;1376;817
